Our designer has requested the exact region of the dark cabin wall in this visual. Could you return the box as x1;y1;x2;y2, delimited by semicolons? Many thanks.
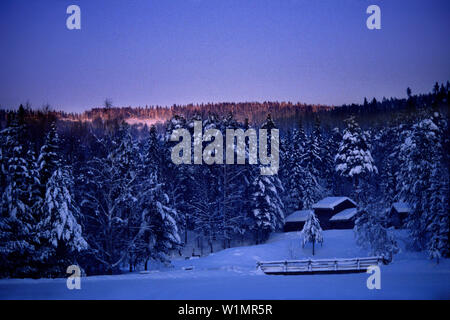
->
313;209;335;230
284;222;305;232
285;219;354;231
313;200;357;230
329;219;355;230
334;200;357;213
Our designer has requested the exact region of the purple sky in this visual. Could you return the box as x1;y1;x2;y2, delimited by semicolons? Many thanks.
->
0;0;449;112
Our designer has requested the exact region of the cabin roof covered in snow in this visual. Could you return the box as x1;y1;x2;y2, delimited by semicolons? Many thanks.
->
392;202;411;213
312;197;356;210
285;210;313;223
329;208;358;221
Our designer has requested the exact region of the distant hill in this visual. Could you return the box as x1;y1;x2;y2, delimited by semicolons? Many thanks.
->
1;81;448;132
59;102;333;129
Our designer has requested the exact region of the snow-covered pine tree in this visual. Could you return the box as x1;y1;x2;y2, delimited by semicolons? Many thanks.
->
250;174;285;244
279;130;292;207
329;127;343;195
397;114;445;251
311;116;324;173
136;126;181;268
427;162;449;263
398;112;449;259
144;125;163;177
372;117;404;208
296;128;323;209
37;122;60;197
165;114;187;142
40;167;88;275
299;163;321;210
300;129;321;178
248;114;285;244
163;115;191;245
0;130;7;196
301;211;323;256
286;120;307;211
186;113;224;253
0;116;27;194
217;113;249;248
190;176;219;254
318;124;339;196
239;118;259;243
426;112;449;261
383;159;397;205
294;121;307;153
148;192;181;262
0;119;37;277
80;123;141;273
335;116;377;202
136;169;181;269
25;149;43;217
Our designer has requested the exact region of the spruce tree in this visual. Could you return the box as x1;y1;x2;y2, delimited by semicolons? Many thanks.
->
427;164;449;262
398;115;442;250
0;120;38;277
335;116;377;201
249;114;285;244
37;122;60;197
287;121;307;210
301;212;323;256
136;171;181;269
40;167;88;275
250;174;285;244
297;130;323;208
164;115;191;244
399;112;449;258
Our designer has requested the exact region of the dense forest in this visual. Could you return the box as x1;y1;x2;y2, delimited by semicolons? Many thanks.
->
0;82;449;278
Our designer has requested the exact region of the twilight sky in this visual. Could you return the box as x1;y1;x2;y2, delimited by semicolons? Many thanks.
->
0;0;449;112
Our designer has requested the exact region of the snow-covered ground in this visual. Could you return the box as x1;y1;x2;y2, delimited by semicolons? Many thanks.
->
0;230;449;299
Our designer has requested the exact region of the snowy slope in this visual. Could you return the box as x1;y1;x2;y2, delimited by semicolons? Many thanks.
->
171;230;369;272
0;230;449;299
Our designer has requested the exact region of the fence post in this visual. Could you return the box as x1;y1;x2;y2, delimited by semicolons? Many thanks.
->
284;260;288;273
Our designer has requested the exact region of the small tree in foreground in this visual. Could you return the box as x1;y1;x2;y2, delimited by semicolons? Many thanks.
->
301;212;323;256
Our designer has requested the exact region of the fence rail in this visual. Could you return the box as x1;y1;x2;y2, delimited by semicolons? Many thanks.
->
256;256;385;275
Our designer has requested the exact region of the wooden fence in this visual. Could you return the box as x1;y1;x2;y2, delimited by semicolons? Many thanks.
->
257;256;386;275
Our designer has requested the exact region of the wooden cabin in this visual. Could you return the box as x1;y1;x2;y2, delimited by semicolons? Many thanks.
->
312;197;357;230
283;210;312;232
328;207;358;229
389;202;410;229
